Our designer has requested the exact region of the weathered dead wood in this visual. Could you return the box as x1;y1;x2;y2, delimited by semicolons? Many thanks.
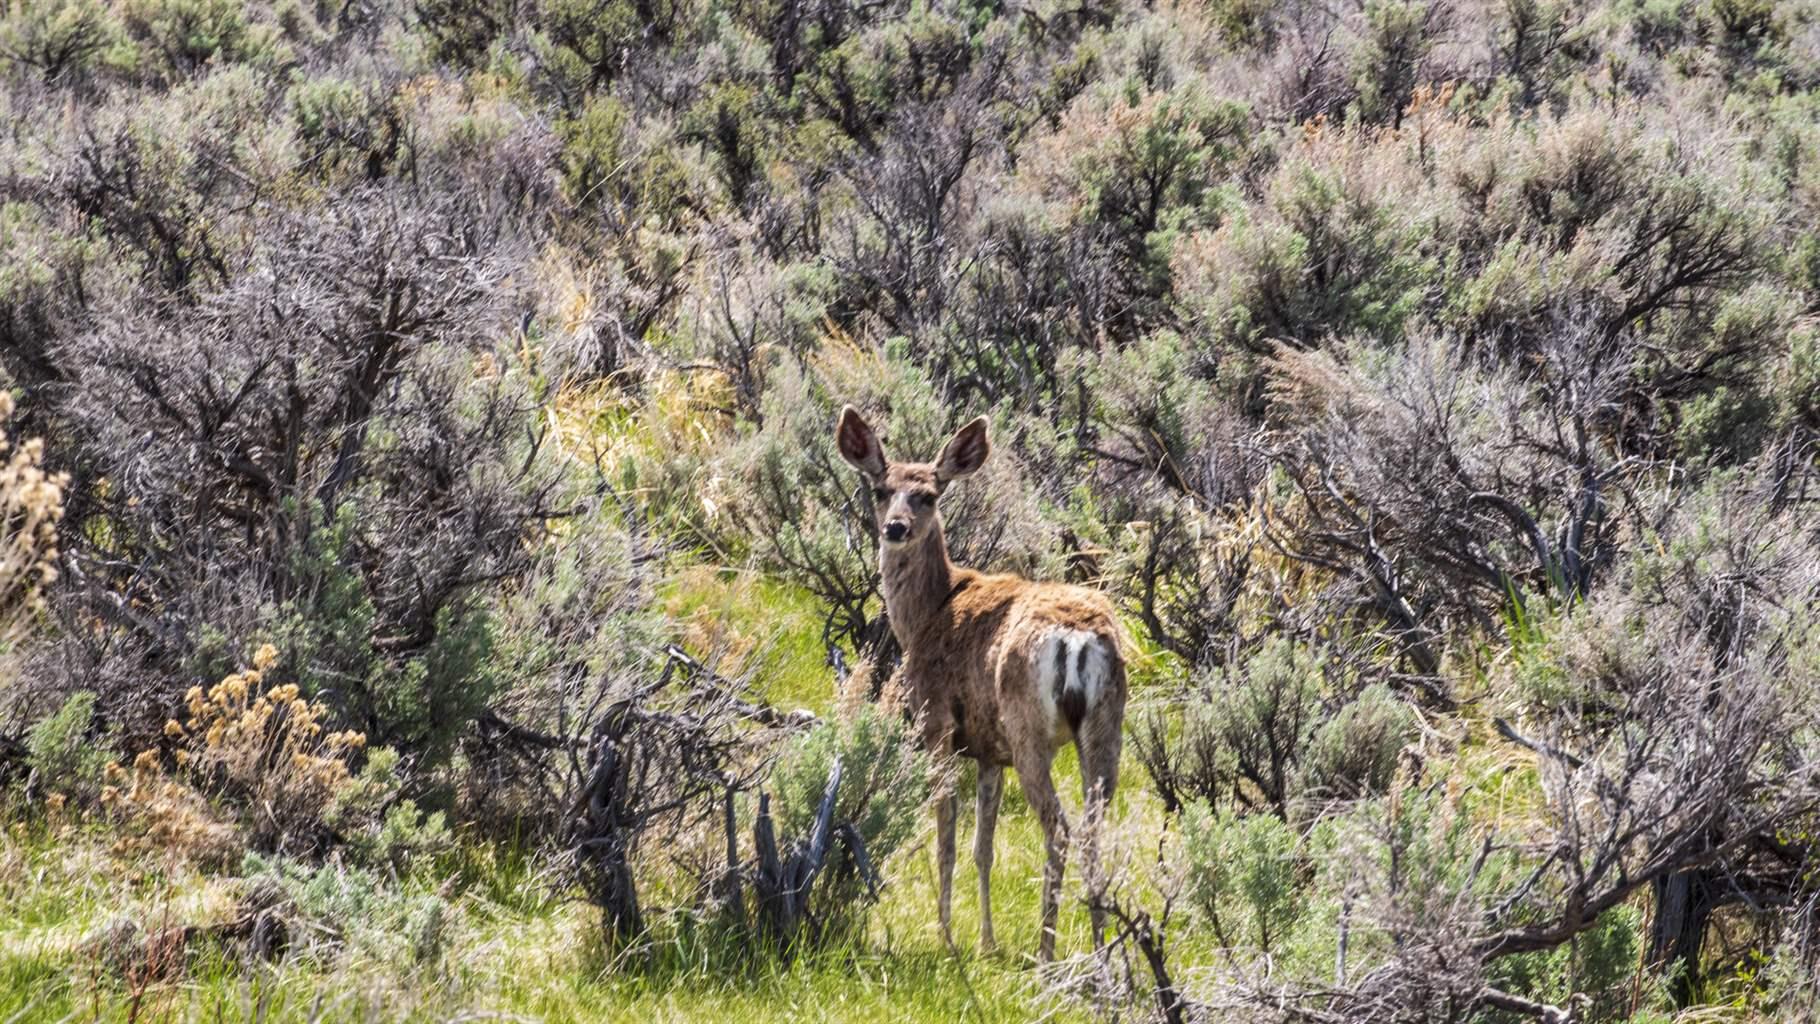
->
84;888;288;984
564;650;794;947
750;755;878;956
568;710;643;942
753;755;841;950
1475;985;1578;1022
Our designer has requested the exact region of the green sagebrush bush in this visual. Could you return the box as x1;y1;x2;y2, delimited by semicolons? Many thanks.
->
0;202;99;383
679;83;771;211
530;0;685;110
113;0;285;84
1208;636;1324;814
1086;330;1219;489
24;690;112;801
57;65;277;295
184;502;500;777
1490;904;1644;1023
287;74;399;183
0;0;117;84
1135;637;1416;819
1181;799;1305;952
767;702;931;939
1017;78;1252;339
791;7;977;147
1292;783;1650;1020
410;0;514;70
328;747;453;873
557;94;700;230
1348;0;1451;126
1296;684;1413;805
242;850;453;968
1510;470;1820;717
1173;152;1434;374
471;498;668;835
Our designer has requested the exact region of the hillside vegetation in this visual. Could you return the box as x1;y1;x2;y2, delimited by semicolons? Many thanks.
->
3;0;1820;1020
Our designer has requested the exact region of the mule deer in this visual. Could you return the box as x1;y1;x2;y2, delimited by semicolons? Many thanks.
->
835;406;1127;961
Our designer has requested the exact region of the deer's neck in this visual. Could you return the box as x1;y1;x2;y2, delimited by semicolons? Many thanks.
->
879;524;962;652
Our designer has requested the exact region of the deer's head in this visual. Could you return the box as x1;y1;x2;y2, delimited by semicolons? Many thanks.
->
835;406;990;548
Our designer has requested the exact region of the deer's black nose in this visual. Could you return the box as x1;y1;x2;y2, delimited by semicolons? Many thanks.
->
883;521;908;542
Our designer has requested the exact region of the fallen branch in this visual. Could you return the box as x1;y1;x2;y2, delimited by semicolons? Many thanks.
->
750;755;880;957
664;644;818;729
1476;984;1578;1023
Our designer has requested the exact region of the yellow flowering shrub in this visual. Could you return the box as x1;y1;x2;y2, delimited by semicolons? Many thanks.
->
0;390;66;638
99;752;240;868
111;644;372;856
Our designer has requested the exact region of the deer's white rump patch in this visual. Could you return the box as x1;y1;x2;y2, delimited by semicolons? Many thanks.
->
1034;627;1110;743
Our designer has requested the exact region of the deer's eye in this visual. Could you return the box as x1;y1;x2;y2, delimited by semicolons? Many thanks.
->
871;487;890;502
912;493;934;508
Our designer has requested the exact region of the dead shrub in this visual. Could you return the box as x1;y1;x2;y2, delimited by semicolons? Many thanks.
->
0;391;63;639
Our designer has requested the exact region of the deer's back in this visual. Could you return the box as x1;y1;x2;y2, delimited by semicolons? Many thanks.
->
903;571;1126;765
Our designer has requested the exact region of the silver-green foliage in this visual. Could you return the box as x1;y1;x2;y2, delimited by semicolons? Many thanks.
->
24;690;111;801
768;703;932;934
1181;799;1305;952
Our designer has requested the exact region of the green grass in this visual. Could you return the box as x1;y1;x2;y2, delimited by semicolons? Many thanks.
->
660;566;845;714
0;755;1158;1024
0;496;1184;1023
0;680;1157;1024
1;949;1066;1024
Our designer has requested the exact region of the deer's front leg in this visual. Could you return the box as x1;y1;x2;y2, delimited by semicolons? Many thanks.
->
935;782;958;948
921;708;961;950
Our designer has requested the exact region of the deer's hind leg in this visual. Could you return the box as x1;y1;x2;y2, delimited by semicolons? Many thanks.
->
935;781;958;948
1076;707;1123;949
1011;746;1068;963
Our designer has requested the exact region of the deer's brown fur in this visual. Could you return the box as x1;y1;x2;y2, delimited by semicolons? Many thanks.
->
836;406;1127;961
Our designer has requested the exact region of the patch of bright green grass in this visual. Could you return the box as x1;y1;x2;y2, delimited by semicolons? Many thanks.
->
661;567;836;715
0;814;1108;1023
1117;610;1189;693
0;734;1168;1024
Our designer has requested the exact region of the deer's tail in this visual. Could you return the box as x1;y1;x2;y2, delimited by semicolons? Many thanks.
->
1039;629;1127;797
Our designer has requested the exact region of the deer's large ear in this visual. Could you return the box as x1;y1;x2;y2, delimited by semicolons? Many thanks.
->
835;405;887;479
935;415;991;484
